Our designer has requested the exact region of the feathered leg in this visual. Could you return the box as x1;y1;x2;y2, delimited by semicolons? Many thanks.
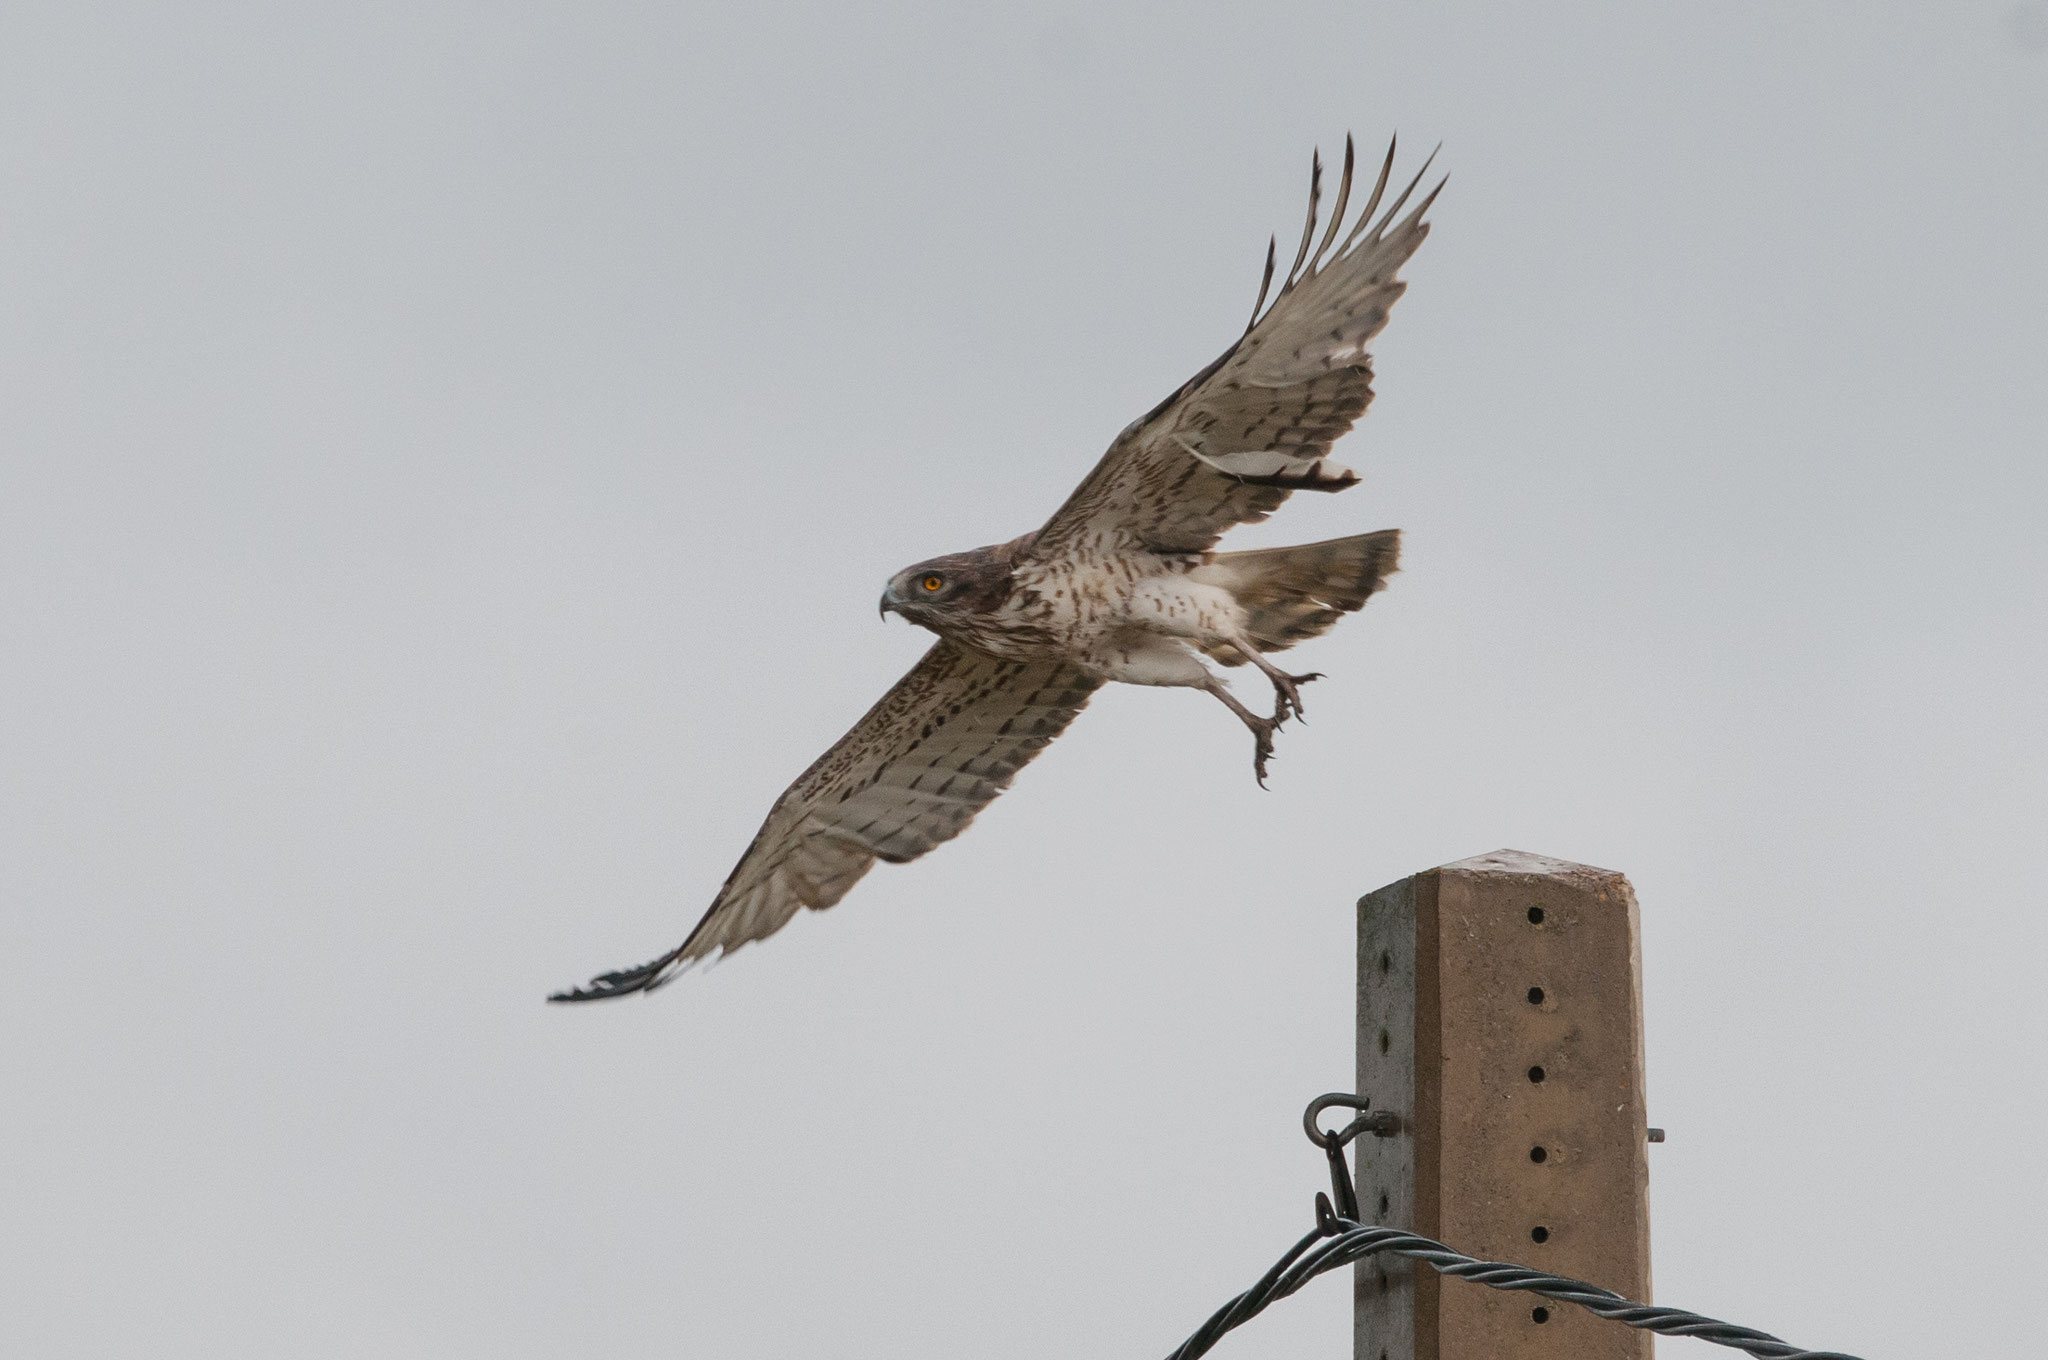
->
1082;633;1295;786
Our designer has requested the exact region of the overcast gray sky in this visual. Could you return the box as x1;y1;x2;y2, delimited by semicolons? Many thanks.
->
4;3;2044;1357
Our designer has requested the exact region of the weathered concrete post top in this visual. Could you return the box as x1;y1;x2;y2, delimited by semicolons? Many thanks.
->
1355;850;1653;1360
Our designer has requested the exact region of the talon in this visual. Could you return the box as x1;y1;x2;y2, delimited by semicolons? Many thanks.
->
1272;671;1322;723
1202;673;1286;788
1251;717;1278;787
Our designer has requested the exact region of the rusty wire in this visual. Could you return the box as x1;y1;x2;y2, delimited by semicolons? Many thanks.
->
1163;1093;1865;1360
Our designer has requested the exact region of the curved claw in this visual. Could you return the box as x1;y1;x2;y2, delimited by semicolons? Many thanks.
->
1272;671;1323;724
1201;674;1286;787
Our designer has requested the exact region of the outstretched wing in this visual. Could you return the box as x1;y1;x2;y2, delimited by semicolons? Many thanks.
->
1034;137;1442;557
549;641;1100;1001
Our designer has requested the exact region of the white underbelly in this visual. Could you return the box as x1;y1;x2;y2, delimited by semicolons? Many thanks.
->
1119;575;1244;640
1004;555;1244;660
1080;631;1213;687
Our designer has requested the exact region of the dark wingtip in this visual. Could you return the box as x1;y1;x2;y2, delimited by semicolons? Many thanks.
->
1244;234;1279;335
546;951;685;1003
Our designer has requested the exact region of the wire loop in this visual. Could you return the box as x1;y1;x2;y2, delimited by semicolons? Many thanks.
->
1160;1093;1865;1360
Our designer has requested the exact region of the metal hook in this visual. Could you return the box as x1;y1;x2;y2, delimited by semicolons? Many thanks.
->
1303;1092;1367;1147
1303;1092;1401;1148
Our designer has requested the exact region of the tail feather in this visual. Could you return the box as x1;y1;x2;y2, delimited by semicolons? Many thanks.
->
1192;529;1401;659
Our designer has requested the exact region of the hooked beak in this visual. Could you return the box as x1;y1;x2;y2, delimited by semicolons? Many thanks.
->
878;590;895;621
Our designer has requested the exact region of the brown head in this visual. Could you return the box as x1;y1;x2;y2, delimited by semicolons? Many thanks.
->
878;534;1034;636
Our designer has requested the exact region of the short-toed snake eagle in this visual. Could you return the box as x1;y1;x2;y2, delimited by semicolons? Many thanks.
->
551;137;1440;1000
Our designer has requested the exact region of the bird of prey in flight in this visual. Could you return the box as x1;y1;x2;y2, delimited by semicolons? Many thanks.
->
551;136;1441;1002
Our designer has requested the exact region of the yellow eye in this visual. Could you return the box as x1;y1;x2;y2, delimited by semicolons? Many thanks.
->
921;574;944;592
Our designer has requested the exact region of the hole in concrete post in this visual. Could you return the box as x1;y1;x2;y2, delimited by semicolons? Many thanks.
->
1527;906;1545;924
1378;1192;1389;1216
1527;985;1544;1004
1528;1065;1546;1083
1530;1226;1549;1243
1378;1029;1390;1054
1532;1307;1550;1324
1529;1145;1548;1163
1379;950;1391;974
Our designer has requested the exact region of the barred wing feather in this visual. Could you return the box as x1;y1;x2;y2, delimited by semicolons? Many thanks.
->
548;642;1100;1001
1034;137;1441;557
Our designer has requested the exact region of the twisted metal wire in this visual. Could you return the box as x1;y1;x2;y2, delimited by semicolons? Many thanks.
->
1164;1095;1865;1360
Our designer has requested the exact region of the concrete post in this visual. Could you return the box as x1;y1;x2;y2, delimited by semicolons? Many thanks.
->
1355;849;1654;1360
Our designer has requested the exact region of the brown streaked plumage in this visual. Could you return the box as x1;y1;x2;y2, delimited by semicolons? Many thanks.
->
550;136;1440;1002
